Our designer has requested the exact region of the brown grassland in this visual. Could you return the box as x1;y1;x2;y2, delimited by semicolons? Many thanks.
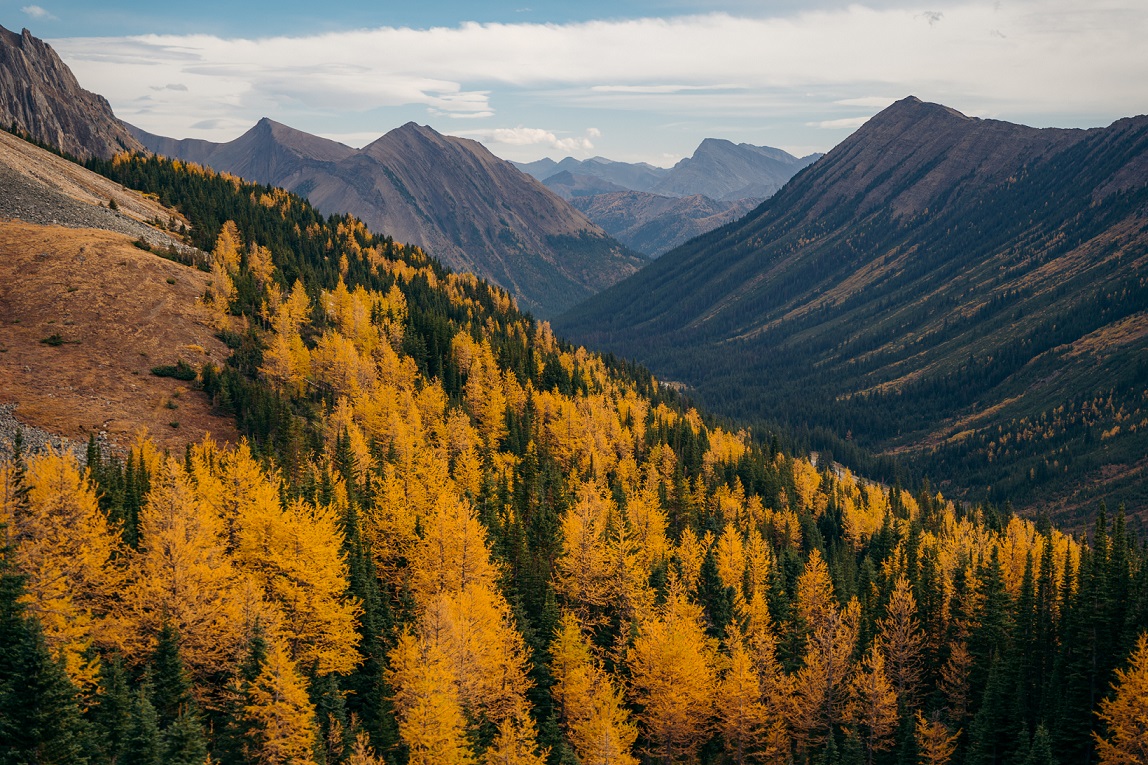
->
0;220;236;451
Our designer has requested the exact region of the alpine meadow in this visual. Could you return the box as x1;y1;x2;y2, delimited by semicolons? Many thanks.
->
1;5;1148;765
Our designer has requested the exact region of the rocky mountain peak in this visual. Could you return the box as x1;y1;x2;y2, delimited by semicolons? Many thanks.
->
0;24;142;160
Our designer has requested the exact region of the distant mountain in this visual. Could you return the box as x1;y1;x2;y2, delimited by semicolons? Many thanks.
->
514;140;820;258
516;156;669;192
569;191;760;257
514;142;820;201
542;170;629;200
650;139;820;201
132;120;643;316
555;97;1148;519
0;24;142;159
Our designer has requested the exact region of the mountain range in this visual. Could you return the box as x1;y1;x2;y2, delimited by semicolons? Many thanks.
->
514;142;821;256
129;118;643;317
555;97;1148;520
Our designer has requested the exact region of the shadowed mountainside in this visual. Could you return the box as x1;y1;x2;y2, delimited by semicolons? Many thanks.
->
555;97;1148;520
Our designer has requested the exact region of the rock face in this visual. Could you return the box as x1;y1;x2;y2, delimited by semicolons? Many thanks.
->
556;97;1148;517
0;25;142;160
132;119;642;317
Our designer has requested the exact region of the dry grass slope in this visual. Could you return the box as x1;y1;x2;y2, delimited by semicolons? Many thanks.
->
0;221;236;451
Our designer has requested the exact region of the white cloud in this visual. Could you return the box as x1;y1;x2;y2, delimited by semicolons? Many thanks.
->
461;126;601;153
22;5;57;20
48;1;1148;143
809;116;873;129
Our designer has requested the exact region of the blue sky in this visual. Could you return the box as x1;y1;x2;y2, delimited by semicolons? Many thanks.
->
4;0;1147;165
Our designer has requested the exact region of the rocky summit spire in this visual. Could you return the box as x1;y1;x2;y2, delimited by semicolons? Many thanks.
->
0;24;142;160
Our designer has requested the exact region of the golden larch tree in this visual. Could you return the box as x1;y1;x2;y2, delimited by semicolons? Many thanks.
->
716;627;769;765
914;711;961;765
628;578;718;763
484;702;549;765
847;642;899;765
554;481;616;624
744;591;793;763
128;456;247;678
877;576;925;707
243;637;319;765
388;631;475;765
1095;632;1148;764
550;613;639;765
10;450;122;691
792;551;860;752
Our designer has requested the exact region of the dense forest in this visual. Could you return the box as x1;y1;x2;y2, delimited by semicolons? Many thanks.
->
2;151;1148;765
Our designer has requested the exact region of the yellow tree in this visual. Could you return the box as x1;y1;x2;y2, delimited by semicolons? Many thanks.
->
1095;632;1148;764
129;456;246;678
346;731;386;765
419;583;532;728
550;613;639;765
877;576;925;708
939;639;973;724
9;450;121;690
408;495;500;602
206;221;242;329
792;551;859;752
554;481;615;624
716;627;768;765
261;282;312;397
914;711;960;765
847;642;899;765
628;578;718;763
243;638;319;765
744;591;792;763
484;702;549;765
388;631;475;765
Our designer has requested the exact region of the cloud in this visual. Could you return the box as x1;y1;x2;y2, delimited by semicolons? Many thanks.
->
150;83;189;92
21;5;57;20
808;116;872;129
49;2;1148;142
591;84;748;94
460;126;601;153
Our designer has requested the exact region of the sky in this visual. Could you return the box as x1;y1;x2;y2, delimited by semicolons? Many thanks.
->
3;0;1147;166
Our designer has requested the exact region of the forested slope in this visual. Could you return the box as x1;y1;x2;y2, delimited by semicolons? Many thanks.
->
2;146;1148;765
556;98;1148;522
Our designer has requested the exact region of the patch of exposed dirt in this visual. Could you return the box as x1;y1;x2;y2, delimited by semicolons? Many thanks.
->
0;220;237;452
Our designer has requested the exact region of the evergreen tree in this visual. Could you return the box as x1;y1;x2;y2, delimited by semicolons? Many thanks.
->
125;682;162;765
0;545;91;764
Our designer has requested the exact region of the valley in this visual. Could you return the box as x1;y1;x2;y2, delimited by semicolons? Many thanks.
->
1;15;1147;765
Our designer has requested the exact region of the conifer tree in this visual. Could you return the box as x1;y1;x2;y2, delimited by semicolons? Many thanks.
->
126;681;162;765
0;545;91;764
847;642;899;765
628;578;718;763
243;639;319;765
1095;632;1148;764
913;711;959;765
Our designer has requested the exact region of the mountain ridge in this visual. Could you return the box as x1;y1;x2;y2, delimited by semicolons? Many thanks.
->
131;117;644;316
555;96;1148;518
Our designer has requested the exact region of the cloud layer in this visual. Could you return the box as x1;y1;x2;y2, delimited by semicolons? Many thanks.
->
49;1;1148;160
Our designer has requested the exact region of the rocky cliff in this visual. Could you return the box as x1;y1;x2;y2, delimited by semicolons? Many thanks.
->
0;25;141;160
